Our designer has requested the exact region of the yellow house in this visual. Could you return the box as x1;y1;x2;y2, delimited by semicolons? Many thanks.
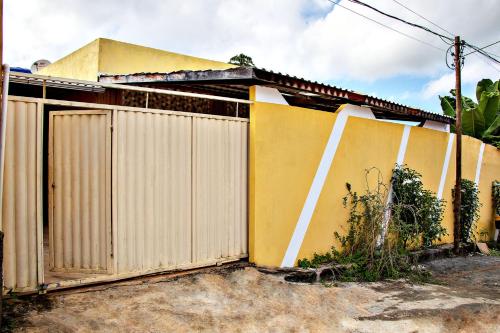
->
38;38;235;81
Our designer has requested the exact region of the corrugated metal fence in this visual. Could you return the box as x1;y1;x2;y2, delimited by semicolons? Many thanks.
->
2;100;42;292
114;110;248;274
2;97;248;294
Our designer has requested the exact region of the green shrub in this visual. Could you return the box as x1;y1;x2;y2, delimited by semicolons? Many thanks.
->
297;167;447;282
298;168;436;282
493;180;500;216
298;252;333;269
391;165;447;248
453;179;481;243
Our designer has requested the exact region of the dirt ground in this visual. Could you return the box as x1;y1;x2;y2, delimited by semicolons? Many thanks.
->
3;255;500;333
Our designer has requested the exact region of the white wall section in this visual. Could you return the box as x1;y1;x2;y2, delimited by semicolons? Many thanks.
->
252;86;289;105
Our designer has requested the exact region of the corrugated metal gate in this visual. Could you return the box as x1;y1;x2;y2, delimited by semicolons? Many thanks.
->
114;110;248;274
2;97;248;293
49;111;112;273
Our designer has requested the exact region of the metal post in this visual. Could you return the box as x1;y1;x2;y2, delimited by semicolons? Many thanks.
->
453;36;463;254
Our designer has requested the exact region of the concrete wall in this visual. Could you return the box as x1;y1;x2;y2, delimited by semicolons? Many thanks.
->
249;100;500;267
39;38;235;81
38;39;100;81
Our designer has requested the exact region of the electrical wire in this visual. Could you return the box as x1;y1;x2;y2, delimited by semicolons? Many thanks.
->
390;0;500;60
325;0;446;51
463;40;500;57
463;42;500;64
345;0;500;68
472;52;500;73
391;0;454;38
346;0;453;41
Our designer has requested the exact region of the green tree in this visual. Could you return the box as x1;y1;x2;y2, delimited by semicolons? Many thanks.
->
229;53;255;67
439;79;500;148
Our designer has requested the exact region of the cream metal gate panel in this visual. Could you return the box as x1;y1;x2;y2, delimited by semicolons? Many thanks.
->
192;117;248;263
2;100;42;292
49;110;112;273
115;110;192;274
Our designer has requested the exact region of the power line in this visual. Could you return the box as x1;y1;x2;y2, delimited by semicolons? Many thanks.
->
391;0;454;37
390;0;500;60
463;42;500;64
472;52;500;73
325;0;446;51
463;40;500;57
346;0;453;41
346;0;500;66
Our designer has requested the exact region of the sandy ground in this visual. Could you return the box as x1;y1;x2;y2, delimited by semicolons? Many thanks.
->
2;255;499;333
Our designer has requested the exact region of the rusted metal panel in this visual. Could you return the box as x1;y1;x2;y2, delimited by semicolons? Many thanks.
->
49;111;112;273
2;100;40;291
115;110;192;273
192;117;248;262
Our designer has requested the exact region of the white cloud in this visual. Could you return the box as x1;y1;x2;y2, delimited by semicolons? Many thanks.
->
422;58;499;99
4;0;499;99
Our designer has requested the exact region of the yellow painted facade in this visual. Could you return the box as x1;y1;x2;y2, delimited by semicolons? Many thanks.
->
477;144;500;240
249;100;500;267
38;39;100;81
39;38;235;81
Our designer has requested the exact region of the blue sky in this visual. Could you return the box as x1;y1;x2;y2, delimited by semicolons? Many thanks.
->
331;75;478;114
304;0;498;114
5;0;499;114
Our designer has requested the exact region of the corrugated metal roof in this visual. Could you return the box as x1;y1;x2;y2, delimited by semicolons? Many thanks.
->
99;67;453;124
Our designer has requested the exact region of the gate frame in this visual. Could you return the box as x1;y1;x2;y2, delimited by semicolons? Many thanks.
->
48;110;113;274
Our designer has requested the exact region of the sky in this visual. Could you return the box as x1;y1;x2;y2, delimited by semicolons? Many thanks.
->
4;0;500;114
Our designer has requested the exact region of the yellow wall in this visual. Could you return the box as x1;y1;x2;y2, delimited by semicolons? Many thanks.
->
38;39;100;81
477;143;500;240
249;100;500;267
97;38;235;77
39;38;235;81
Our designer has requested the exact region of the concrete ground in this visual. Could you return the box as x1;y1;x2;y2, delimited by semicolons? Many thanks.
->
2;255;500;333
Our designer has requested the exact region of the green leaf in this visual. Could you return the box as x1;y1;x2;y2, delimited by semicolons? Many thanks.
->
476;79;495;101
462;95;477;110
477;90;500;127
462;107;485;137
439;95;456;117
483;116;500;138
443;90;475;111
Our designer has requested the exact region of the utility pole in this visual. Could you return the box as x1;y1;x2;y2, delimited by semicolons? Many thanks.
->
0;0;3;327
453;36;462;254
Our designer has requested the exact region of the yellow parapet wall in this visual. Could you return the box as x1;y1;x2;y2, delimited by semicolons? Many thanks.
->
249;101;500;267
39;38;235;81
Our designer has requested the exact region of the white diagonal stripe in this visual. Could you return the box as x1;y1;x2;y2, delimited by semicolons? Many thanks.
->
474;143;485;185
280;112;349;267
395;125;411;166
380;125;411;244
437;133;455;199
385;125;411;208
